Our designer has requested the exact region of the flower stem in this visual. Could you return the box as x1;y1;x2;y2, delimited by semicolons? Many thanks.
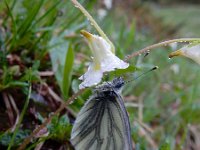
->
71;0;115;53
125;38;200;61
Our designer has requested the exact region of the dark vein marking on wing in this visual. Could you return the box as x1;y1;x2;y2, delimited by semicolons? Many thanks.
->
71;91;132;150
73;100;103;145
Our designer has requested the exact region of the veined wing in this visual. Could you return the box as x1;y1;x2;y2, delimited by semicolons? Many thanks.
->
70;92;133;150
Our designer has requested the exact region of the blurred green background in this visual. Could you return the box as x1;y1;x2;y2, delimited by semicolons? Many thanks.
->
0;0;200;149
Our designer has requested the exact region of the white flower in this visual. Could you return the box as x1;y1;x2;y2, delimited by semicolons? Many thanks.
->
169;44;200;65
79;30;129;89
103;0;112;9
97;9;107;20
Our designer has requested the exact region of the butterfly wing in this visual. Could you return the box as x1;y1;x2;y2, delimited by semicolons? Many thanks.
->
70;91;133;150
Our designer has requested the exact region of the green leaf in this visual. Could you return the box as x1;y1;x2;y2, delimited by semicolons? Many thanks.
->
124;21;135;50
47;115;71;141
49;33;75;99
62;44;74;99
7;81;29;88
109;65;138;77
159;141;170;150
49;35;68;86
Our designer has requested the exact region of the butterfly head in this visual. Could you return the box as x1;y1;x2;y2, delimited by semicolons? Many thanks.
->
94;77;125;94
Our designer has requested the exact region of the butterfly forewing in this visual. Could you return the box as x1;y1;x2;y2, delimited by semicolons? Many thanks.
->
71;89;133;150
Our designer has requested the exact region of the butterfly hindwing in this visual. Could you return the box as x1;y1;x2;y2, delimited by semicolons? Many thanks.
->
71;90;132;150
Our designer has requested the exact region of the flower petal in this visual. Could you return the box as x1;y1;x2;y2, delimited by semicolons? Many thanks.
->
79;30;129;89
101;54;129;72
169;44;200;65
79;64;103;89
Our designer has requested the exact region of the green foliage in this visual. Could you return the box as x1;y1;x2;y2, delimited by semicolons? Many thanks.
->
47;115;72;142
62;45;74;99
49;35;74;99
153;5;200;37
0;130;30;147
159;141;171;150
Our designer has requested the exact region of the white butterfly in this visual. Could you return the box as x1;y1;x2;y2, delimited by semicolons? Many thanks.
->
71;77;133;150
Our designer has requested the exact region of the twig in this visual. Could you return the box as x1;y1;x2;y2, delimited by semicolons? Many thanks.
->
43;83;63;103
38;71;54;77
138;94;144;122
2;92;14;125
8;94;20;132
125;38;200;61
43;82;77;117
17;89;85;150
34;132;49;150
135;118;154;134
125;102;143;108
135;121;157;149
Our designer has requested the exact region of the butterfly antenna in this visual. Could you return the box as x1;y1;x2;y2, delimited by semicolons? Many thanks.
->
125;66;158;84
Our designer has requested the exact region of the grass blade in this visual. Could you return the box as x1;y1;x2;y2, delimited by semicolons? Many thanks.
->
62;44;74;99
17;0;44;37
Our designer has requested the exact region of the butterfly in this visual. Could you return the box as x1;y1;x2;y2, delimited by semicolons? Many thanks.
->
70;77;133;150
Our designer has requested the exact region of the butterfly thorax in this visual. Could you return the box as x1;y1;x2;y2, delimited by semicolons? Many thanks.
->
93;77;125;98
